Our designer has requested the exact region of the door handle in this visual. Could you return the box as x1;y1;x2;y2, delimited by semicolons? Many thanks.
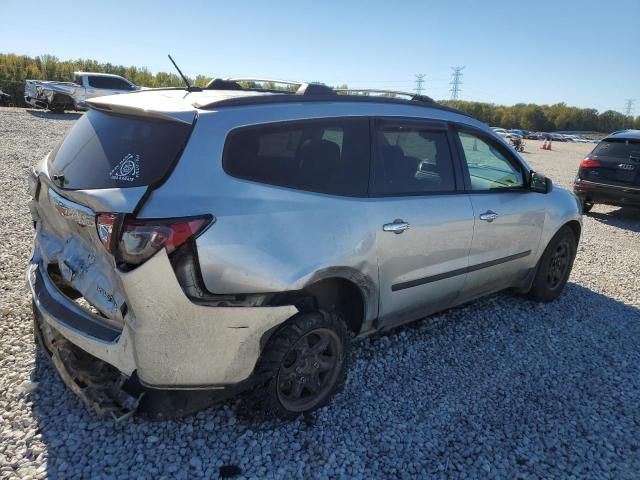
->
383;219;410;234
479;210;499;222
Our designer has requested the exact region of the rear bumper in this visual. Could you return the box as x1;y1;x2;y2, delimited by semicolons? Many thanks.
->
27;249;297;389
573;179;640;208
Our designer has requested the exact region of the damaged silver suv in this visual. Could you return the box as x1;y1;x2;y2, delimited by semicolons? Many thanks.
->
27;80;582;419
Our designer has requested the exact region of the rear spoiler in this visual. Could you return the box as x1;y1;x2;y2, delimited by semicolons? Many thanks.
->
86;96;196;125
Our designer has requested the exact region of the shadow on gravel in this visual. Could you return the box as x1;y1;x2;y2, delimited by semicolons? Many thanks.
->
587;207;640;233
25;282;640;478
26;110;82;120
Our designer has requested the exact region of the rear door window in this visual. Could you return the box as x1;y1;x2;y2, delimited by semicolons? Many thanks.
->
372;121;456;195
87;76;133;90
48;109;192;189
223;118;370;196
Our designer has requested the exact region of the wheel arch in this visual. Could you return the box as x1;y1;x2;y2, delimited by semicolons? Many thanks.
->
297;268;378;336
564;219;581;243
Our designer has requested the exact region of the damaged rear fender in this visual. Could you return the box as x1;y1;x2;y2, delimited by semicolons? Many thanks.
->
118;249;298;388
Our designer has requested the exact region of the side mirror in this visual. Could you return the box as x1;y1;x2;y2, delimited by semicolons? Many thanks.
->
529;170;552;193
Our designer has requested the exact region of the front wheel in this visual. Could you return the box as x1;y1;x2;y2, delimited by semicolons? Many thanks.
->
526;226;577;302
250;310;350;418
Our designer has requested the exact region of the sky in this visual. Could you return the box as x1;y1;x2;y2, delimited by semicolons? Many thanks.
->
1;0;639;114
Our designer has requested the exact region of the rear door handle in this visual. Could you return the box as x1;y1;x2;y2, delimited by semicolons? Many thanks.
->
479;210;499;222
383;219;410;234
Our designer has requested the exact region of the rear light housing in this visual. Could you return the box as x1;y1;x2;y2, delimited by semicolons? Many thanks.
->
96;214;213;266
579;158;601;169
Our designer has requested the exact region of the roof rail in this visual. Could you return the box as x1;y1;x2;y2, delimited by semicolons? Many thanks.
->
228;78;302;88
335;88;434;103
212;77;335;97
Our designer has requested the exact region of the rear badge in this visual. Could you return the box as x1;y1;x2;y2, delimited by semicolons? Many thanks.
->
618;164;635;171
110;153;140;182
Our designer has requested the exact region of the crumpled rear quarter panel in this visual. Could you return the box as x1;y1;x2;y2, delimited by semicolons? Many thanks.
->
119;249;298;387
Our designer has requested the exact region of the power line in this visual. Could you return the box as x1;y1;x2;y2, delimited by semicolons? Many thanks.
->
450;66;465;100
414;74;426;95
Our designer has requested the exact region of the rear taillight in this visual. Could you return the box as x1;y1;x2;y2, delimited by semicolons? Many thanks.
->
96;213;118;251
579;159;601;168
95;214;212;266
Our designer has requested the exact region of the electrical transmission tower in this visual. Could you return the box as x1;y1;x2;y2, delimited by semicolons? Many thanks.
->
624;99;635;117
450;66;465;100
414;74;426;95
624;99;635;128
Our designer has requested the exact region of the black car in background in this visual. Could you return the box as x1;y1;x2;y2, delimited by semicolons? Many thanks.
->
574;130;640;212
0;90;13;107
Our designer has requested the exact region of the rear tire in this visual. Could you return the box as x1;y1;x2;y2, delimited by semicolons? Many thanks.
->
48;105;65;113
582;200;594;213
526;226;577;302
250;310;350;419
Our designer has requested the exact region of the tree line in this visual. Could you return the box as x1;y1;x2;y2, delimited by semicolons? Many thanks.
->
440;100;639;133
1;53;638;133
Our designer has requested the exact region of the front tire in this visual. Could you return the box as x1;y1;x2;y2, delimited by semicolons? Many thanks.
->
526;226;577;302
250;310;350;418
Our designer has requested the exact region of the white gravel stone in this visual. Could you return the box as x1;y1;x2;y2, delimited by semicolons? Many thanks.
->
0;107;639;478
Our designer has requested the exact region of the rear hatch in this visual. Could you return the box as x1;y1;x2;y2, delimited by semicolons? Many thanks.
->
31;99;196;328
579;138;640;188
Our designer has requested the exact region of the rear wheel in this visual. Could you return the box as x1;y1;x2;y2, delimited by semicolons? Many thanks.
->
582;200;594;213
48;104;65;113
250;310;350;418
526;226;577;302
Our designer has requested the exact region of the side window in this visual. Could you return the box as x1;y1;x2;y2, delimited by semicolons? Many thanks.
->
223;118;370;196
457;131;524;190
87;76;132;90
74;74;84;86
87;76;104;88
373;123;455;195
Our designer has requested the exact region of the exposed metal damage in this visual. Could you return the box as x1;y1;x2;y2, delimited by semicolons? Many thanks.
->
35;314;141;421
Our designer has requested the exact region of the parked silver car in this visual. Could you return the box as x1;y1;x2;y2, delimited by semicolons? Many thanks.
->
26;80;582;418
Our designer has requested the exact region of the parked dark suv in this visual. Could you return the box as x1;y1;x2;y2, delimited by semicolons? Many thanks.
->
574;130;640;212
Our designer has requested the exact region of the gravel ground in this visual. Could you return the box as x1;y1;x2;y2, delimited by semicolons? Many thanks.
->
1;107;639;479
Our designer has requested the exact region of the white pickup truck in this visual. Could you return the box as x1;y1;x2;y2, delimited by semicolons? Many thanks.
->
24;72;140;113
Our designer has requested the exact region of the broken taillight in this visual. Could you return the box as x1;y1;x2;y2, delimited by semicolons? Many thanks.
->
95;214;212;266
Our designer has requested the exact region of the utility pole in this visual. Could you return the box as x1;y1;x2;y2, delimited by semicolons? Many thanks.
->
450;66;465;101
624;99;635;128
414;74;426;95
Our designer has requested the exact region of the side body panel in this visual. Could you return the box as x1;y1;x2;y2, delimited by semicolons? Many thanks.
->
461;192;545;299
138;103;484;329
371;195;474;327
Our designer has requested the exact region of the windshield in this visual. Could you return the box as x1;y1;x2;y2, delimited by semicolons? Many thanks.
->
47;109;192;190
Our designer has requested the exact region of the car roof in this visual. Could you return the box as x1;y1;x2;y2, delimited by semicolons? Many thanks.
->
74;71;131;79
87;84;471;119
605;129;640;140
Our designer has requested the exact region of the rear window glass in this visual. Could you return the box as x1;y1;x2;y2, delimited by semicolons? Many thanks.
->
48;110;192;189
592;139;640;160
223;118;370;196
